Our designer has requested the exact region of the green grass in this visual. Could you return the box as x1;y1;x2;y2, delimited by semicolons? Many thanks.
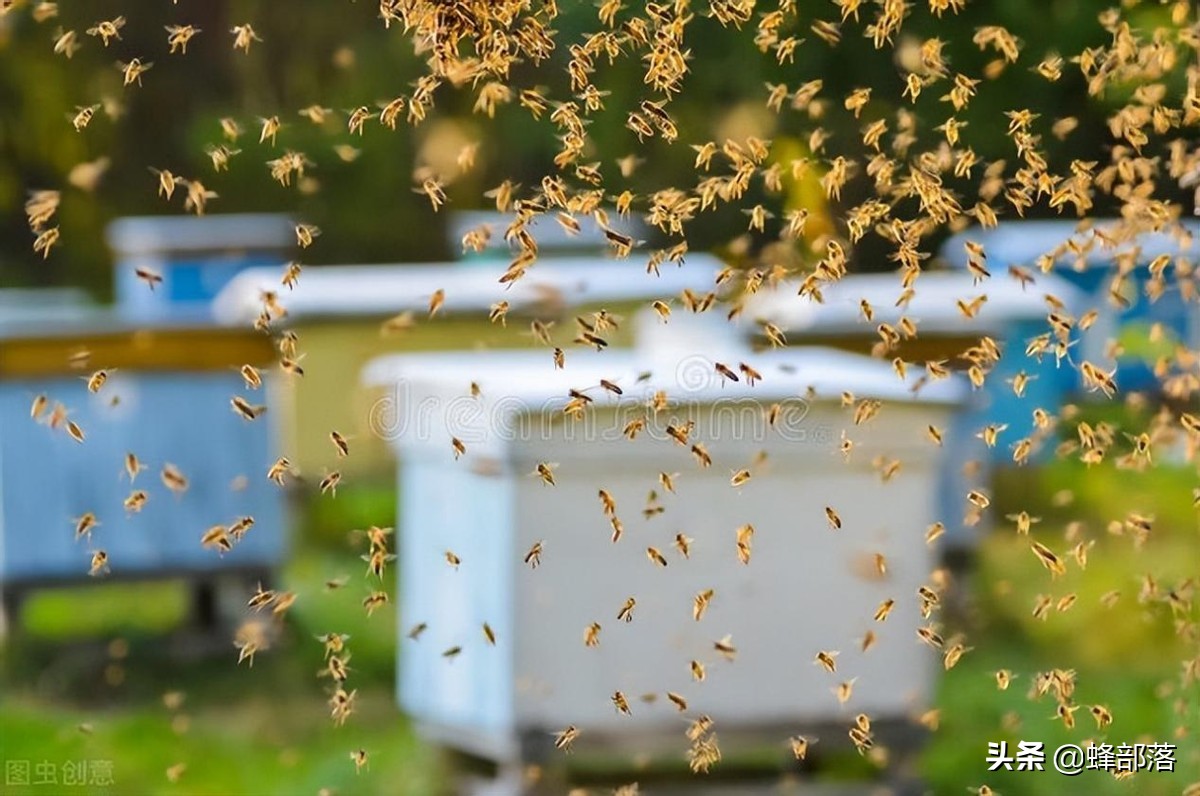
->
0;543;444;796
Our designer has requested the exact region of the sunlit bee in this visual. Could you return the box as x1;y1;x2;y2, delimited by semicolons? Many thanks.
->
611;691;632;715
835;678;857;704
327;430;350;458
230;23;261;53
89;549;109;576
646;546;668;568
71;104;100;132
319;470;342;497
694;589;714;621
671;533;693;560
815;650;839;674
406;622;427;640
524;541;543;569
362;591;389;617
294;223;320;249
259;116;281;145
73;511;99;540
917;626;944;649
53;29;82;59
444;550;461;570
29;393;49;422
617;596;636;622
161;463;188;495
164;25;201;55
925;522;945;545
118;59;153;87
1031;541;1067;577
201;525;232;554
123;490;148;514
943;643;970;670
554;725;580;753
994;669;1015;690
534;462;557;486
583;622;601;647
266;457;292;486
86;16;125;46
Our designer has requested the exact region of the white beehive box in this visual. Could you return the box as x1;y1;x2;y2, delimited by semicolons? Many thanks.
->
363;313;964;765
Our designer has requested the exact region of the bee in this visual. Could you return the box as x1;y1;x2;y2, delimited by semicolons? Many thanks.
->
667;692;688;712
406;622;428;641
131;265;165;292
917;626;944;649
329;431;350;458
674;532;693;558
53;28;82;59
835;678;857;704
84;369;113;394
73;512;99;540
164;24;201;55
428;289;445;318
266;457;292;486
66;420;86;443
86;16;125;46
89;549;109;576
714;362;740;383
790;735;815;760
694;589;714;621
583;622;601;647
482;623;496;646
815;650;839;673
534;462;557;486
825;506;842;530
294;223;320;248
118;58;153;87
362;591;389;616
123;490;148;513
319;470;342;497
1090;704;1113;729
611;691;632;715
71;104;100;132
691;443;712;468
230;23;261;53
691;660;706;681
231;396;266;420
30;394;48;421
617;596;636;622
943;642;970;670
524;541;543;569
201;525;232;554
714;635;738;660
350;749;368;774
646;546;668;567
325;575;350;591
161;464;189;495
1031;541;1067;577
554;725;580;752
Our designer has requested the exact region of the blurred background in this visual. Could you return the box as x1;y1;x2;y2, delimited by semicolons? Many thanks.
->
1;1;1199;795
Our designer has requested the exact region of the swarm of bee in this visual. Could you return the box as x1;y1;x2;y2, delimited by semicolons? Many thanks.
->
17;0;1200;791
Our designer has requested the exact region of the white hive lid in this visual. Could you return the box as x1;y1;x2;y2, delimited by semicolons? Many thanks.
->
212;255;723;325
743;270;1086;335
940;219;1200;271
106;214;295;256
363;311;964;457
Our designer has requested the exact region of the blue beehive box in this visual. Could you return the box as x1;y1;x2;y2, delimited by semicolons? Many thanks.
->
941;219;1200;393
0;313;286;616
107;214;294;321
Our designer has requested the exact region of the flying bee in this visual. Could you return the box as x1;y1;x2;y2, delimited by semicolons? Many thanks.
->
534;462;557;486
350;749;368;774
646;546;668;567
482;623;496;646
524;541;543;569
230;23;261;53
694;589;714;621
201;525;232;554
835;678;857;704
617;596;636;622
815;650;839;673
85;369;112;393
123;490;148;514
66;420;86;443
583;622;601;647
231;396;267;420
135;268;163;290
406;622;427;640
611;691;632;715
86;15;125;46
730;469;752;487
825;506;842;530
714;635;738;661
161;463;189;495
674;532;693;558
73;512;99;540
266;457;292;486
118;58;153;87
667;692;688;712
362;591;389;616
329;431;350;458
554;725;580;753
1031;541;1067;577
319;470;342;497
89;549;109;576
71;104;100;132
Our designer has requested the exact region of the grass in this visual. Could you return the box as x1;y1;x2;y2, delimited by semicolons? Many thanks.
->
4;455;1200;795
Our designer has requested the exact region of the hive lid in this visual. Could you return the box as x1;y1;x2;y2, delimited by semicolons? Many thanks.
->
940;219;1200;271
363;314;964;455
743;270;1086;335
106;214;295;257
212;255;724;325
